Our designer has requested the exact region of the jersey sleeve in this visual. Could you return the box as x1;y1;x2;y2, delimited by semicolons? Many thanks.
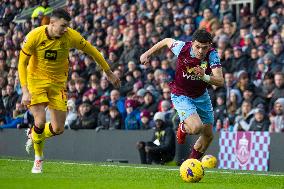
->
169;40;185;57
69;28;88;50
209;50;221;69
22;31;36;56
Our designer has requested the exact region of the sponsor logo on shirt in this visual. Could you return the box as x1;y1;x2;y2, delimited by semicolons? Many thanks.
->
44;50;57;60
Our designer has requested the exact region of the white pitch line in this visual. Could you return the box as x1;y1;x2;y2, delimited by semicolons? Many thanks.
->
1;158;284;177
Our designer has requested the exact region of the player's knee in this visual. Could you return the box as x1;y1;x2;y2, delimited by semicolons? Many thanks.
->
184;120;203;134
34;120;45;128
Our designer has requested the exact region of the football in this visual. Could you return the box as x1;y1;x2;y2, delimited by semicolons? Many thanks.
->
179;159;204;183
201;155;217;168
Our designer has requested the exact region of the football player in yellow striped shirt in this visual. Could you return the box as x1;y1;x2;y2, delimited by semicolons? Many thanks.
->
18;8;121;173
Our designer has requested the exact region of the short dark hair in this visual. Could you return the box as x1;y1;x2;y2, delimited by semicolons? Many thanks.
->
51;8;71;22
192;29;213;43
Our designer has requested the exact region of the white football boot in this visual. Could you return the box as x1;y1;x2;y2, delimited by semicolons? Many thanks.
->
31;159;43;174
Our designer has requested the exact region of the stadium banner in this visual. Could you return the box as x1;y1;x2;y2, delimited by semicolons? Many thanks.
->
218;131;270;171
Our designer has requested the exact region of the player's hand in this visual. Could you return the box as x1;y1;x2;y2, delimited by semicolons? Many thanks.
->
21;90;31;106
140;53;150;65
105;70;121;88
193;65;205;77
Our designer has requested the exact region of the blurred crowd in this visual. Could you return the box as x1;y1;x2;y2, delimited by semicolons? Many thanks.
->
0;0;284;132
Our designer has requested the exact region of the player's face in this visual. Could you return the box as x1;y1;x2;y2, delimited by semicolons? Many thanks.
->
52;18;69;37
192;41;211;60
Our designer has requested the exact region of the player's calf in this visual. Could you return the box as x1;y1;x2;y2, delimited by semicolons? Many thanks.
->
32;125;45;144
44;122;64;138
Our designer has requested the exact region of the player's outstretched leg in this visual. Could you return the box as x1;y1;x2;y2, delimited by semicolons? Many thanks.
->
189;124;213;160
177;114;204;145
44;122;61;138
25;122;55;154
179;114;205;160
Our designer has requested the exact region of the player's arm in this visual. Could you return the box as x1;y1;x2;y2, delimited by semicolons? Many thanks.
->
18;51;32;105
209;67;224;87
18;50;31;88
71;29;120;88
82;42;121;88
140;38;175;64
194;50;224;87
18;33;35;105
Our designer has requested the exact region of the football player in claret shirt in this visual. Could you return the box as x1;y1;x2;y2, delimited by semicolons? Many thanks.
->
18;8;120;173
140;29;224;162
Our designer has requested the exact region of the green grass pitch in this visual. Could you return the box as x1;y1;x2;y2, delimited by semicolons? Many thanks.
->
0;158;283;189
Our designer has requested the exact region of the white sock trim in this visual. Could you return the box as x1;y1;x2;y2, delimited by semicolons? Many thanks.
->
35;155;44;161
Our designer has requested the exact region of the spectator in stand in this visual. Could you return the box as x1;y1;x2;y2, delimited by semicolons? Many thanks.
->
109;89;126;119
108;106;123;130
70;101;97;129
249;108;270;131
139;90;158;117
124;99;141;130
97;77;113;97
227;89;242;108
263;53;282;74
0;101;26;129
257;6;270;30
199;8;220;34
271;42;284;65
259;72;275;101
223;22;238;46
242;85;265;108
221;48;234;73
2;84;19;117
96;100;110;130
140;110;155;130
75;77;87;104
249;48;260;79
136;112;175;164
231;46;248;73
136;88;146;107
160;60;175;80
234;100;254;131
214;92;227;126
234;70;255;96
64;100;77;129
119;38;140;65
270;72;284;109
269;98;284;133
83;88;99;108
253;58;267;87
157;87;172;112
160;100;174;127
120;72;135;96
